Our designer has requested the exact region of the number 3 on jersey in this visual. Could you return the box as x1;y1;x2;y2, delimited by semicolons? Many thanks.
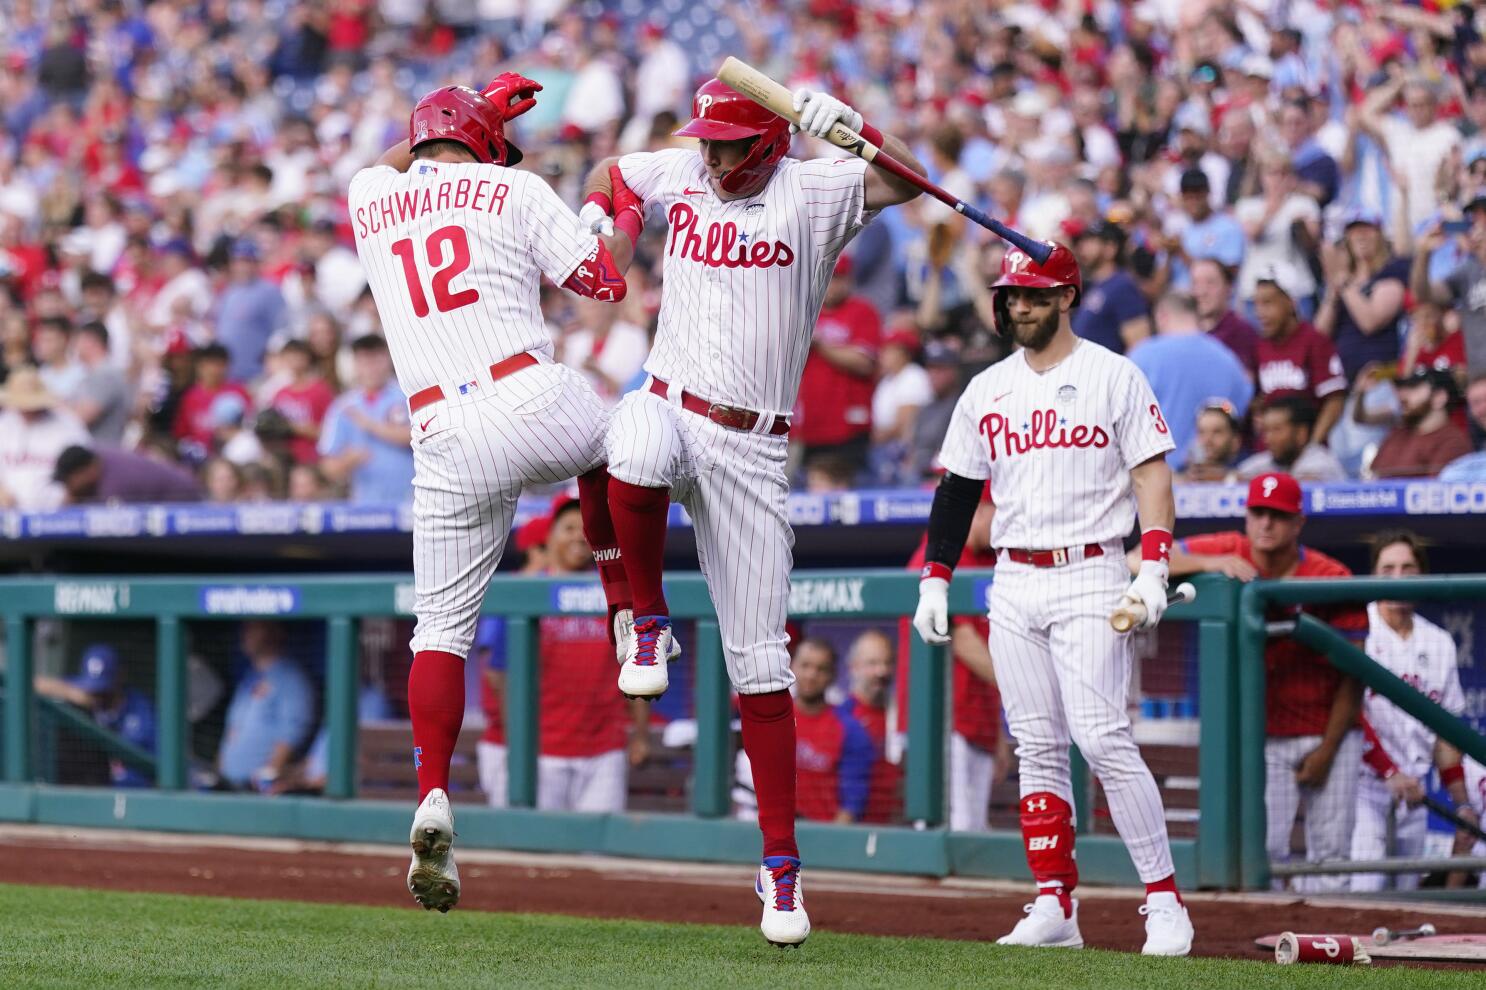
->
391;225;479;317
1149;403;1169;435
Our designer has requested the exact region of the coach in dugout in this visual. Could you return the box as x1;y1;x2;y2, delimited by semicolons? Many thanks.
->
1159;472;1366;891
791;637;874;824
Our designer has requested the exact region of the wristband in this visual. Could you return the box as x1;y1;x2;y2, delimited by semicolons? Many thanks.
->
859;121;884;147
614;206;642;243
1441;763;1465;788
584;191;612;214
920;561;953;583
1141;528;1173;564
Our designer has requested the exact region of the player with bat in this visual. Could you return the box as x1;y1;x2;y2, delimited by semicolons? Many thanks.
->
912;243;1195;955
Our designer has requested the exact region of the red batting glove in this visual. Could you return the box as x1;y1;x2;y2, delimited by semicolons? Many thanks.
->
481;71;543;121
609;164;644;241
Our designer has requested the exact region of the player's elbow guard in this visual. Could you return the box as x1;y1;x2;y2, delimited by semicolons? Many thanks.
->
561;240;627;302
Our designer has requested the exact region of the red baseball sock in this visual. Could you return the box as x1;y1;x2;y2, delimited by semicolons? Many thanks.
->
1020;791;1078;918
578;467;632;642
1145;874;1182;904
739;689;799;860
408;650;466;800
609;478;670;619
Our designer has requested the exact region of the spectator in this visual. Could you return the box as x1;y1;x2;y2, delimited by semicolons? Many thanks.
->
1314;210;1410;386
1400;300;1467;382
869;327;932;486
1191;258;1259;380
33;317;84;402
212;391;266;466
1070;221;1151;354
1441;373;1486;480
1166;168;1245;290
1352;531;1477;891
1237;397;1347;482
214;239;287;384
1235;152;1321;319
474;617;508;809
795;255;881;480
0;368;90;510
560;298;648;405
791;637;874;824
173;344;253;461
68;322;130;445
32;644;155;788
1130;293;1253;472
286;462;331;501
838;630;902;824
1279;98;1339;208
268;339;335;465
217;620;316;792
146;240;211;334
318;334;413;504
802;454;856;494
53;444;204;504
903;341;962;481
1411;200;1486;375
1367;368;1472;478
1253;270;1346;445
1359;76;1461;235
1182;401;1247;483
1167;472;1365;892
202;456;246;503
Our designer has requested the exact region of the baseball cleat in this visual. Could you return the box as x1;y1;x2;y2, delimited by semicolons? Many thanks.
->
617;615;677;700
1139;892;1193;956
406;788;460;912
614;608;683;666
756;855;810;948
996;895;1084;948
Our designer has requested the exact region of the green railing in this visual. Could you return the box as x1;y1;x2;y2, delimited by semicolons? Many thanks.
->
1236;576;1486;889
0;571;1235;886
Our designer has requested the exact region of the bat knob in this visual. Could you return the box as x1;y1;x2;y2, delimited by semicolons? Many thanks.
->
1371;927;1389;945
1421;923;1436;937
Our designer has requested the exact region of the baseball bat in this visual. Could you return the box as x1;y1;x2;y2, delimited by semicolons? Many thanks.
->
1111;581;1196;633
716;57;1053;265
1422;793;1486;843
1372;923;1435;947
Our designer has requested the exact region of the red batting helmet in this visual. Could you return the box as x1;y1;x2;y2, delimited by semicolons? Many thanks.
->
409;85;523;167
989;242;1082;336
673;78;791;197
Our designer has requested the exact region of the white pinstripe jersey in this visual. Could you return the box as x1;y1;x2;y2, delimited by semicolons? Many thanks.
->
617;149;872;414
348;163;596;396
938;339;1174;548
1363;604;1464;778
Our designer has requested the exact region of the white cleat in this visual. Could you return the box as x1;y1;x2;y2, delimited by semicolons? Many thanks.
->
406;788;459;912
996;895;1084;948
756;856;810;948
1139;892;1194;956
617;614;678;700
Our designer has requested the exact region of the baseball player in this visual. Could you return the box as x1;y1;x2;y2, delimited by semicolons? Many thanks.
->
578;78;925;946
1351;530;1477;891
912;244;1195;955
349;76;643;913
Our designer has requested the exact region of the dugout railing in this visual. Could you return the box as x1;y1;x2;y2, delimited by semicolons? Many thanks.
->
0;570;1245;889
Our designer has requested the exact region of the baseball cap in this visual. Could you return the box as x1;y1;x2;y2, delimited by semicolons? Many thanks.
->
69;644;121;694
1394;366;1460;401
207;390;247;428
883;328;921;355
1240;54;1275;80
1246;472;1303;515
1255;264;1303;300
514;515;550;554
832;254;854;278
1173;105;1212;138
1178;168;1211;193
921;340;960;367
1464;190;1486;215
229;239;261;261
1341;207;1383;230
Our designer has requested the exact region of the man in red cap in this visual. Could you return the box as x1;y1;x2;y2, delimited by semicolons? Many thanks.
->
1165;472;1367;891
794;253;882;479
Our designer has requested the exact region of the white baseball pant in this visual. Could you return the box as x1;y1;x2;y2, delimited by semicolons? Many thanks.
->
477;741;507;809
987;548;1176;882
1264;731;1363;892
949;731;995;832
536;749;628;813
409;358;608;658
1349;774;1428;892
606;380;794;694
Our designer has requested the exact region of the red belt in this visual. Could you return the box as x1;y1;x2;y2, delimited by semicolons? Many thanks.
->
1000;543;1104;568
408;352;539;414
648;377;790;437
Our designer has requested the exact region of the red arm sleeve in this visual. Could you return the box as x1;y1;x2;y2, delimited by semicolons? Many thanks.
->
1178;532;1243;556
1361;717;1398;779
560;240;627;303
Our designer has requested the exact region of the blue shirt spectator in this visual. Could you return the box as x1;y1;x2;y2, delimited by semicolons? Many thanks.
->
1440;451;1486;481
217;621;316;790
214;240;287;383
34;643;157;788
318;335;414;504
1133;294;1254;471
1071;222;1151;354
1170;169;1245;290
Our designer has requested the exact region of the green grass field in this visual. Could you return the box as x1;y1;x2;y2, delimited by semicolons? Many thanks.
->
0;883;1476;989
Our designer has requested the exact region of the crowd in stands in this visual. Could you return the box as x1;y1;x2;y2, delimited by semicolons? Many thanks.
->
5;3;1486;511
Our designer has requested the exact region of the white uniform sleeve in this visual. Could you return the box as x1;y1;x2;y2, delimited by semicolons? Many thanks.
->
936;384;992;480
348;165;397;209
1437;630;1466;716
1114;359;1177;469
521;173;599;286
617;149;688;204
796;157;874;253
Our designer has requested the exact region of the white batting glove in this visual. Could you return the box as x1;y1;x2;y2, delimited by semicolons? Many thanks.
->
913;576;951;645
578;200;614;238
1120;561;1170;631
790;87;863;139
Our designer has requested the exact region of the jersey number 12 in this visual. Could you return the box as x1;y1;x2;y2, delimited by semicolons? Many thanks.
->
391;225;480;317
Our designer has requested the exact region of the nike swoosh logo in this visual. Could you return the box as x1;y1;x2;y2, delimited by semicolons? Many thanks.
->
683;187;705;196
994;391;1013;403
419;416;436;431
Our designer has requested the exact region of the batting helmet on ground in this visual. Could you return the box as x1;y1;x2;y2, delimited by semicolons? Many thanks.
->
989;242;1082;336
673;78;791;197
409;85;523;166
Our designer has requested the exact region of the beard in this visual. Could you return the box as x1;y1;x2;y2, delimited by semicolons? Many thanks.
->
1400;402;1430;428
1011;306;1061;352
